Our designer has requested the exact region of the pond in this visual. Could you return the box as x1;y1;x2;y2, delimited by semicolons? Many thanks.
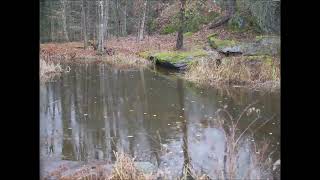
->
40;63;280;179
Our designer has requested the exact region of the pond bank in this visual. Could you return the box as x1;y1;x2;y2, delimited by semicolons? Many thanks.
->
40;27;280;91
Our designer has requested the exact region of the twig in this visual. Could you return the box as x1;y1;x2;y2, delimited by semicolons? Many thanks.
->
234;115;260;148
235;101;259;127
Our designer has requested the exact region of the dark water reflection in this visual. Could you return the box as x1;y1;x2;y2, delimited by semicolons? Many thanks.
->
40;64;280;178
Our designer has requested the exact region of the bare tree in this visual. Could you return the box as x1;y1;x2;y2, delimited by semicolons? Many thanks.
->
116;0;120;40
60;0;69;41
50;1;55;42
81;0;88;49
138;0;148;41
103;0;110;39
176;0;186;50
122;0;127;36
97;0;105;53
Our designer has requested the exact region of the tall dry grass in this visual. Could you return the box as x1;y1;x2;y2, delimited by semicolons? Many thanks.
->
185;55;280;90
211;103;275;179
102;54;151;69
109;152;155;180
40;59;64;83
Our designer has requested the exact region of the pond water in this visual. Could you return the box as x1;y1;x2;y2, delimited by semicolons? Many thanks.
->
40;64;280;179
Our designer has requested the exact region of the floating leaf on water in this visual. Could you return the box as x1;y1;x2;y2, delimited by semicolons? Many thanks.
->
127;135;134;138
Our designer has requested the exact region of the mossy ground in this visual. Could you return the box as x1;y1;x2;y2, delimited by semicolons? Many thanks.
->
140;49;208;65
208;34;239;49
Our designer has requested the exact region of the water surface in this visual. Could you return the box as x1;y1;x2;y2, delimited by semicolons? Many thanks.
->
40;64;280;178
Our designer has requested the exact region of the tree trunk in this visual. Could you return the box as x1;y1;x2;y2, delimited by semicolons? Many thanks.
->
116;0;120;40
209;0;236;29
176;0;186;50
139;0;147;41
123;0;127;36
97;0;104;53
103;0;109;39
61;0;69;42
82;0;88;49
50;1;54;42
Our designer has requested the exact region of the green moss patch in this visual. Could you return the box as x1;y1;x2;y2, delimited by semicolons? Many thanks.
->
152;49;208;64
208;35;238;49
184;32;194;37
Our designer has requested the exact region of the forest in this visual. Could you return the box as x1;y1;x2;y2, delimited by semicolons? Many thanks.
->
40;0;280;179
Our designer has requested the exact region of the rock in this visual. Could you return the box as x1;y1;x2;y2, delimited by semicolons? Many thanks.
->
147;50;208;70
208;35;280;56
219;45;243;55
242;36;280;56
134;162;157;174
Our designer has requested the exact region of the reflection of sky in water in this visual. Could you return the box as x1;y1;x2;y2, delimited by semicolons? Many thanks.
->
40;64;280;178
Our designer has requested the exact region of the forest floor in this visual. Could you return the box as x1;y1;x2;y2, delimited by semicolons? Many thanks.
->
40;25;279;90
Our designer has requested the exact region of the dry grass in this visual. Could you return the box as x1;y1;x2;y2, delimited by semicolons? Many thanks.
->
43;152;157;180
210;104;275;179
185;55;280;90
109;152;154;180
40;59;64;83
102;54;151;69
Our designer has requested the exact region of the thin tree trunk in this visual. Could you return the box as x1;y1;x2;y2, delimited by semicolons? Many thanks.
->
50;1;54;42
103;0;109;39
82;0;88;49
97;0;104;53
122;0;127;36
116;0;120;40
139;0;147;41
61;0;69;42
176;0;186;50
